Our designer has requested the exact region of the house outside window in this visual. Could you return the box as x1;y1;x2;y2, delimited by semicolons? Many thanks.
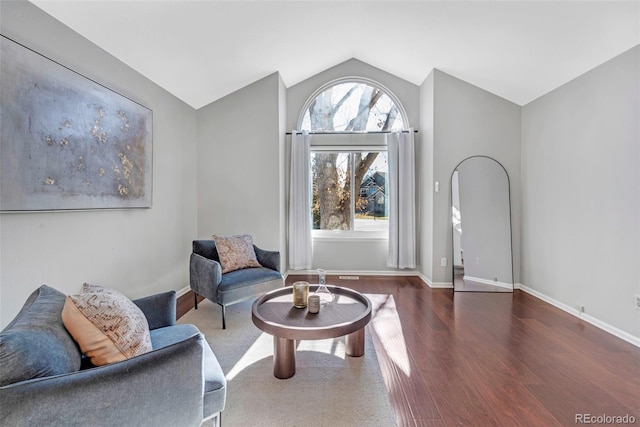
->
299;78;407;238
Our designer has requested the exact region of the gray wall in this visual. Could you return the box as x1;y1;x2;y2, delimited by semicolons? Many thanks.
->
0;1;198;327
196;72;284;265
521;46;639;338
278;75;288;274
418;71;435;281
286;59;421;272
429;70;521;285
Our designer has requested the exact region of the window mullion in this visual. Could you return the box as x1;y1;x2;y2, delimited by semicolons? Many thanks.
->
350;154;355;231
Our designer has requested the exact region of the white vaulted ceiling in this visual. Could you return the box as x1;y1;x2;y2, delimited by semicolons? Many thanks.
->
30;1;640;109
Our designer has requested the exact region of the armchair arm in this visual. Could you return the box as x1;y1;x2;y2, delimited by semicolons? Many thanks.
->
190;253;222;300
254;246;281;273
0;333;206;427
133;291;176;330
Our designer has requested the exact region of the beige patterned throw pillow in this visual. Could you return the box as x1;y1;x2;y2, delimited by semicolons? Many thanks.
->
212;234;262;273
81;282;120;294
62;285;152;366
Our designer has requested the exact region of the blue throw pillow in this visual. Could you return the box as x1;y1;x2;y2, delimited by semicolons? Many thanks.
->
0;285;81;386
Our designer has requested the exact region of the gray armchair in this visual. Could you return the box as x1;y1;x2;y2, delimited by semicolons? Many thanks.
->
190;239;283;329
0;285;226;427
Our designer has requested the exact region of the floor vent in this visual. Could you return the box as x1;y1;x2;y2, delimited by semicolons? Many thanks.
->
339;275;360;280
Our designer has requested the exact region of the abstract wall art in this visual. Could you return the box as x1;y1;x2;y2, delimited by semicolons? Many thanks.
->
0;35;152;211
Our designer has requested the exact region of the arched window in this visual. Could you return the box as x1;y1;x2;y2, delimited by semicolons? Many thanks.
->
297;78;408;235
299;78;407;132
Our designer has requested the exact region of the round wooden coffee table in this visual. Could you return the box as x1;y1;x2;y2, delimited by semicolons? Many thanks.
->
251;285;372;379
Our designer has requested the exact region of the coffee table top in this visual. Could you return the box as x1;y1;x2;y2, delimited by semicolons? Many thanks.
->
251;285;372;340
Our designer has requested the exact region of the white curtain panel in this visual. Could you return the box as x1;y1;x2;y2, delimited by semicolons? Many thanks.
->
288;130;313;270
387;129;416;269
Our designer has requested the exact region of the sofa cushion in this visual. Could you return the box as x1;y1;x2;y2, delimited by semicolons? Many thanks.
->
0;285;81;387
218;267;283;291
217;267;283;305
212;234;261;273
62;285;152;366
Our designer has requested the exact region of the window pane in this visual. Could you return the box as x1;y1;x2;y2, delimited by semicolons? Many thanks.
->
302;81;404;132
311;151;388;233
312;152;352;230
355;152;388;232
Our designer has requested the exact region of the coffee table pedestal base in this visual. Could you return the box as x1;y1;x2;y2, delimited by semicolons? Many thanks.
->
345;329;365;357
254;285;372;380
274;337;296;379
272;328;366;379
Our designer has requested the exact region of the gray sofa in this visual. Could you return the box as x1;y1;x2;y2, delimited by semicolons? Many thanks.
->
190;239;283;329
0;285;226;427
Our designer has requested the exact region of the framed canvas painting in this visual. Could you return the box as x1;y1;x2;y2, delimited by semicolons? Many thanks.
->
0;35;152;211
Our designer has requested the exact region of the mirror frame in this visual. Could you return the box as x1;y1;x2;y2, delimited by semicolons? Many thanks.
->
450;155;515;292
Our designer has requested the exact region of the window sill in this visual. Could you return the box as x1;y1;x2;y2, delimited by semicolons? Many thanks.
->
312;230;388;242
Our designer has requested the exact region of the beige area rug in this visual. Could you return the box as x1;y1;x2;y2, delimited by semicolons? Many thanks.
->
178;298;396;427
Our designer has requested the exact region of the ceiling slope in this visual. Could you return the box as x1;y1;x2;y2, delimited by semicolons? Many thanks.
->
30;1;640;108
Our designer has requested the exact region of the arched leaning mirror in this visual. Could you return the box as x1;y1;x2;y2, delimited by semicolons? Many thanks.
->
451;156;513;292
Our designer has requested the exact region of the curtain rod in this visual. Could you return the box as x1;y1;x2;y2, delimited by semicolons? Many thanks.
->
286;130;418;135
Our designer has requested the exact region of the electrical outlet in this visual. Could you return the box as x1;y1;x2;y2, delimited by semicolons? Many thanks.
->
576;305;585;314
635;295;640;310
440;258;447;267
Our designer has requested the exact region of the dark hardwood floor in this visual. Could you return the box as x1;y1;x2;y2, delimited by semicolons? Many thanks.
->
177;290;203;320
278;275;640;427
177;276;639;426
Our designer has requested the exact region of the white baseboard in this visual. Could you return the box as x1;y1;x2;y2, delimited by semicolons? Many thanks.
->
430;283;454;288
517;283;640;348
285;270;452;290
418;273;453;288
285;269;423;277
176;286;190;298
